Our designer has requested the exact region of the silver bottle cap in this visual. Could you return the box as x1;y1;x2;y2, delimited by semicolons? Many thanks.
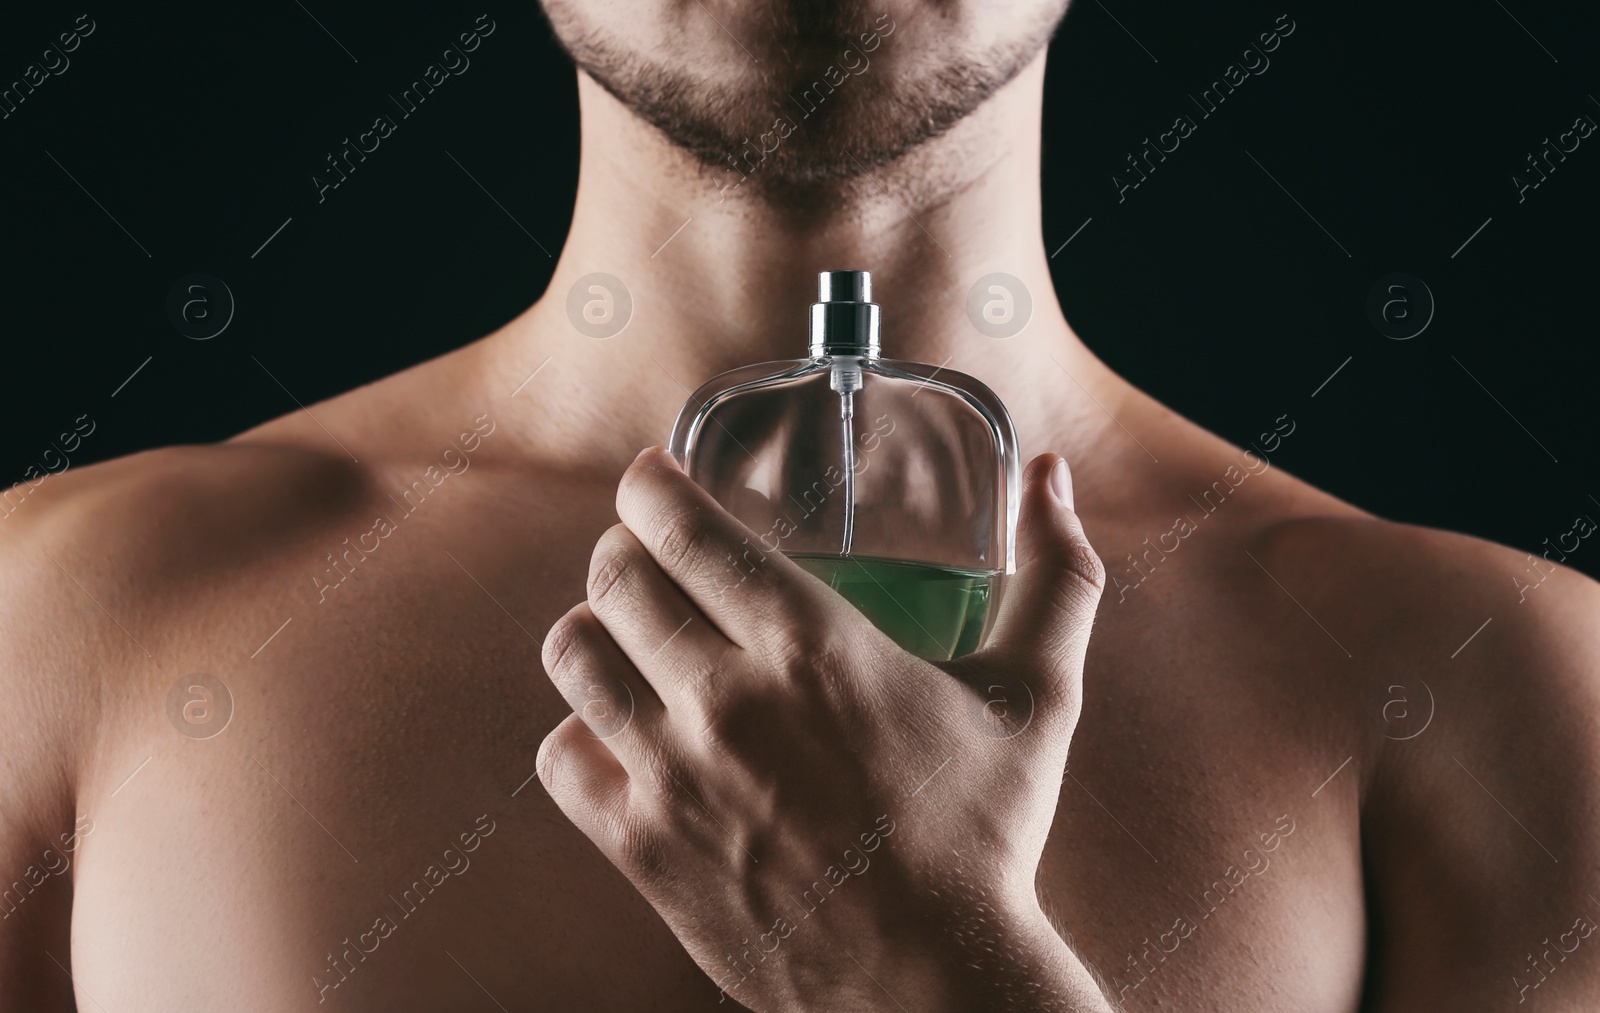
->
810;270;881;358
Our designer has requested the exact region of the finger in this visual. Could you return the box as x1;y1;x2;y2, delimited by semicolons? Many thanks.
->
536;712;630;843
542;602;663;771
586;523;737;713
615;447;849;649
968;454;1105;723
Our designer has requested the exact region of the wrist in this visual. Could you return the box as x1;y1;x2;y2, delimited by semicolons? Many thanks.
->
847;888;1110;1013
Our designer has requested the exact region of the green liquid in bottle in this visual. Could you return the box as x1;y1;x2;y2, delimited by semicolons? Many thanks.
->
788;553;999;661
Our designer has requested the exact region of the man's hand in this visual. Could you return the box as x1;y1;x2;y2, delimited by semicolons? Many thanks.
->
536;448;1112;1012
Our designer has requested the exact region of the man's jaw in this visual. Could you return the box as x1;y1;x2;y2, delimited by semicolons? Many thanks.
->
551;56;1057;340
558;1;1055;192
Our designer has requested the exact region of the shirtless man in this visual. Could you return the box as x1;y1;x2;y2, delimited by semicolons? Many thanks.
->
4;0;1599;1009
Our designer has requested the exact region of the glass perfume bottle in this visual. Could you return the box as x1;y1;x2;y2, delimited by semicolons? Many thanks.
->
668;270;1020;660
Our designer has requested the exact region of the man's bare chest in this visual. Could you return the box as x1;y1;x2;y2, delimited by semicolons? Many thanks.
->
1033;601;1370;1011
72;486;1368;1010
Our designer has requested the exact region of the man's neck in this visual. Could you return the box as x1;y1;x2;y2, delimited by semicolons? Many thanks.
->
482;53;1130;474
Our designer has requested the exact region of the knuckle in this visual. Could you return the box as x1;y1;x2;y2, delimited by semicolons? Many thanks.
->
808;641;854;693
615;813;671;881
653;506;707;571
804;659;855;721
772;635;864;712
535;720;587;802
643;752;686;797
534;729;564;790
769;625;833;678
541;607;595;683
1071;540;1108;592
587;551;632;609
1033;674;1083;733
587;529;638;608
695;718;737;763
540;608;585;678
643;754;712;822
1054;536;1107;603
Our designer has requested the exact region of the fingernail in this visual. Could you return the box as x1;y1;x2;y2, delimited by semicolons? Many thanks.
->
1049;458;1074;510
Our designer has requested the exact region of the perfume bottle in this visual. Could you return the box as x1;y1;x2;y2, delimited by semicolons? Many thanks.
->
668;270;1020;661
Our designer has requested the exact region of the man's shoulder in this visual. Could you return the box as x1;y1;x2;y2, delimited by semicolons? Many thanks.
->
1245;501;1600;808
1254;509;1600;664
0;410;555;708
1;440;370;588
0;441;371;709
1111;452;1600;718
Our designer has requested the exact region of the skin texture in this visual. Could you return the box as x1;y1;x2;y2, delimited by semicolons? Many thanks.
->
537;450;1111;1011
3;1;1600;1010
538;0;1071;183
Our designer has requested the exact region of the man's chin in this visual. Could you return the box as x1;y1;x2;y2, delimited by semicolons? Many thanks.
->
569;8;1053;196
597;69;1012;198
579;65;912;184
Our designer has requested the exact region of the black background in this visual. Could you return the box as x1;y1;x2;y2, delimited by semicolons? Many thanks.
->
2;1;1596;575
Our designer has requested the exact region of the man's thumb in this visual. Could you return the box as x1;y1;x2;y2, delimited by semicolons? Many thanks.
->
980;454;1105;673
